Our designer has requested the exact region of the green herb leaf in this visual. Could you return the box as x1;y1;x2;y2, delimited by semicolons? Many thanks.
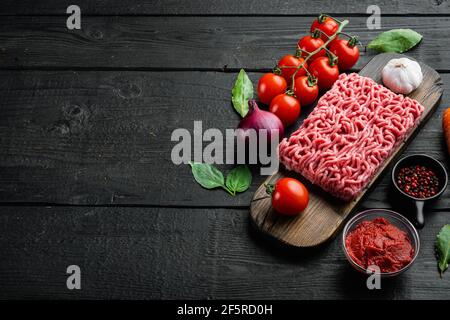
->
367;29;423;53
436;224;450;276
231;69;253;118
225;165;252;195
189;161;225;190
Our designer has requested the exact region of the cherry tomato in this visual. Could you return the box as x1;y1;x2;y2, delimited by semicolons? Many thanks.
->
293;76;319;106
310;16;339;41
277;55;308;83
269;94;301;127
297;35;325;61
308;56;339;90
271;178;309;215
329;38;360;71
257;73;287;105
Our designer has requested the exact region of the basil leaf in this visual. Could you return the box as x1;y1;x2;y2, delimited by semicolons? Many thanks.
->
189;161;225;189
226;165;252;195
368;29;422;53
231;69;253;118
436;224;450;276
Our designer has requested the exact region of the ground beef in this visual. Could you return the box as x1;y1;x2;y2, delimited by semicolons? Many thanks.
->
278;73;424;200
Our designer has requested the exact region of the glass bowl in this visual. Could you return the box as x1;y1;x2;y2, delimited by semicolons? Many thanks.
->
342;209;420;277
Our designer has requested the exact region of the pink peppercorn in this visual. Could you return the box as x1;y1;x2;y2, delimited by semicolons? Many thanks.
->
397;165;439;198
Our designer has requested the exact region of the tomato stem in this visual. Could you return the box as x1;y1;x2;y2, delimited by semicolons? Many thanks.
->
337;31;352;39
278;65;304;69
317;14;327;24
348;36;360;48
285;89;295;96
337;32;361;46
311;29;322;39
324;48;339;66
307;75;318;87
312;28;330;40
290;18;349;92
273;66;282;75
320;13;344;25
265;183;275;195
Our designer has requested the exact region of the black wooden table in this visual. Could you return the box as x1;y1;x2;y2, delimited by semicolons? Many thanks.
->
0;1;449;299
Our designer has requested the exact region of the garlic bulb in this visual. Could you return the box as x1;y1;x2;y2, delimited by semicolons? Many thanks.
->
382;58;423;94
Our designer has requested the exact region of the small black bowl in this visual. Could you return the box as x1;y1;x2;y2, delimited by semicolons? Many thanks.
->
391;154;448;229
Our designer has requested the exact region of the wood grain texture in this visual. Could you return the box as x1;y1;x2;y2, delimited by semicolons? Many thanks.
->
250;54;443;247
0;0;447;15
0;69;449;209
1;16;450;70
0;205;448;299
0;0;449;301
0;70;249;206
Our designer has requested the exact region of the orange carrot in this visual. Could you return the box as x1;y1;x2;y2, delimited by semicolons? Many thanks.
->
443;108;450;154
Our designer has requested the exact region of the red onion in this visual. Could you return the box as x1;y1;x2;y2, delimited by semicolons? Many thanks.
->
237;100;284;144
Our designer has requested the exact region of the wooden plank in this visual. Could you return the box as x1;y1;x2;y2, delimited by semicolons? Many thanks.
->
0;70;251;206
0;69;449;208
250;54;443;247
0;206;211;299
0;0;447;15
0;205;448;299
1;16;450;71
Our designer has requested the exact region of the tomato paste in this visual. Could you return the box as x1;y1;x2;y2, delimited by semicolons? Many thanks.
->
345;218;414;273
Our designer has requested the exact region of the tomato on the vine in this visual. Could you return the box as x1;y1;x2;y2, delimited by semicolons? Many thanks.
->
294;76;319;106
310;16;339;41
297;35;325;60
308;56;339;90
269;93;301;127
269;178;309;216
329;38;360;71
257;73;287;105
277;55;307;83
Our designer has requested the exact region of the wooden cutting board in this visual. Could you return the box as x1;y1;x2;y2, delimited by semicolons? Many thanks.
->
250;53;443;248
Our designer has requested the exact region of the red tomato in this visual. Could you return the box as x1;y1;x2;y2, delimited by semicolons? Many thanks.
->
308;56;339;90
257;73;287;105
271;178;309;215
310;16;339;41
329;38;360;71
297;35;325;60
277;55;308;83
269;94;301;127
293;76;319;106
